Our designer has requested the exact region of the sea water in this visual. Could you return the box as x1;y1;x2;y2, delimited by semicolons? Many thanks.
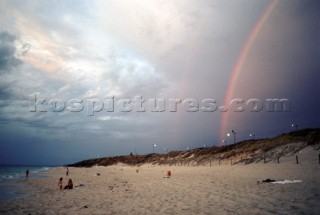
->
0;165;50;201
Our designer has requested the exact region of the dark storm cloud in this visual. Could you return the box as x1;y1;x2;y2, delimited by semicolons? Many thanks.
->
0;31;21;73
224;0;320;139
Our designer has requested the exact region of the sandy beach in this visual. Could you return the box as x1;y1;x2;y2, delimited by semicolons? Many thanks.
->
0;147;319;215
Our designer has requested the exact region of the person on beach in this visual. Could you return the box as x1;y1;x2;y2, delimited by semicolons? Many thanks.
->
64;179;73;190
25;169;29;179
58;177;63;191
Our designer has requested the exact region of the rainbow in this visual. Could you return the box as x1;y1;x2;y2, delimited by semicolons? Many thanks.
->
219;0;279;142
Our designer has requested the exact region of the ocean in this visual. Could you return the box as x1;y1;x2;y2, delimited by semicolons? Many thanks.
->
0;165;50;201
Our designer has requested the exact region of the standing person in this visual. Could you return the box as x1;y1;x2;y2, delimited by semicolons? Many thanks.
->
25;169;29;179
66;166;69;176
58;177;63;191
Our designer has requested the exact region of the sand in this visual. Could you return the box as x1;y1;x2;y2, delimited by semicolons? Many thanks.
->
0;146;319;215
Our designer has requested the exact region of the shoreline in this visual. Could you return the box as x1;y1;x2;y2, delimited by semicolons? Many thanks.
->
0;166;51;202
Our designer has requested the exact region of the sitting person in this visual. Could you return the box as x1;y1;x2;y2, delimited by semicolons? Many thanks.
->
64;179;73;189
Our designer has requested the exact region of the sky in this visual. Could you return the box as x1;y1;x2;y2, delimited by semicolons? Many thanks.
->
0;0;319;165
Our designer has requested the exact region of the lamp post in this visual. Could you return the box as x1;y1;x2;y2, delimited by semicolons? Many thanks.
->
292;124;298;131
153;144;156;153
232;130;236;144
227;130;236;144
